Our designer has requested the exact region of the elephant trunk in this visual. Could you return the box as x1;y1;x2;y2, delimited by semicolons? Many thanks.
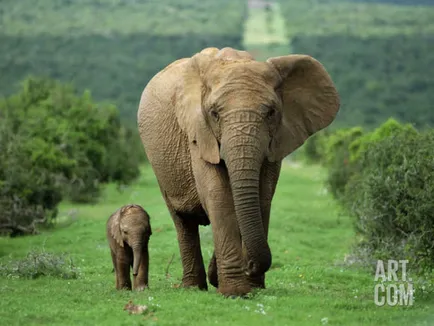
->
222;130;272;277
132;245;143;276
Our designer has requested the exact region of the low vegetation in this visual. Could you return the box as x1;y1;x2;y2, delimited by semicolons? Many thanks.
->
0;250;79;280
301;118;434;282
0;77;142;236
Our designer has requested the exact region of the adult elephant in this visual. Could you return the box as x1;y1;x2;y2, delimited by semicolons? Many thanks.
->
137;47;339;297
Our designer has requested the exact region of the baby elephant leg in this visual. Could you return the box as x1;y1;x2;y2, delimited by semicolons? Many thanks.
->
115;254;132;290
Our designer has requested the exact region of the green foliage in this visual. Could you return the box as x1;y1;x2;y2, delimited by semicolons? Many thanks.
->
0;77;142;236
0;0;247;124
0;250;79;279
348;118;417;162
322;118;434;274
0;120;62;236
324;119;417;199
279;0;434;38
291;34;434;129
344;129;434;274
302;130;331;164
279;0;434;128
323;127;364;198
0;0;246;37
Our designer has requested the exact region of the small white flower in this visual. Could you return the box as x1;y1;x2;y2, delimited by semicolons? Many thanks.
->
321;317;329;325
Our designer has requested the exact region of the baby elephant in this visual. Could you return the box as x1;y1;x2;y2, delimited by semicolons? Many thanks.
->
106;204;152;291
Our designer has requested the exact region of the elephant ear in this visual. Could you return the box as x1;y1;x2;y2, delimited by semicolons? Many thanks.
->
266;55;340;162
110;209;124;247
177;52;220;164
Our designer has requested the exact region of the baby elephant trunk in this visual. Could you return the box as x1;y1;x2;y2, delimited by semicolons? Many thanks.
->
132;247;142;276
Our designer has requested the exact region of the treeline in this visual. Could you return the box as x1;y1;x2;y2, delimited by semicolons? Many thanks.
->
279;0;434;129
0;0;247;125
301;119;434;282
0;78;143;236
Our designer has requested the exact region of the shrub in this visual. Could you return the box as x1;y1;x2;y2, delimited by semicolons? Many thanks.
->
348;118;417;162
0;120;63;236
302;129;331;164
0;77;142;235
324;118;417;200
0;250;79;279
344;129;434;274
323;127;364;199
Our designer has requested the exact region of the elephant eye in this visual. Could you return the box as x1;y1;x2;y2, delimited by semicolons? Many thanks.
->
210;109;219;120
266;107;276;119
261;104;276;119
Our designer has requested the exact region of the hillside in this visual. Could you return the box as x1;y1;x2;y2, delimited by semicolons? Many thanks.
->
0;0;247;124
279;0;434;129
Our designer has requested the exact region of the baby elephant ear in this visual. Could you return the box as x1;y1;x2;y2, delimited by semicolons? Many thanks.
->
110;209;124;247
266;55;340;162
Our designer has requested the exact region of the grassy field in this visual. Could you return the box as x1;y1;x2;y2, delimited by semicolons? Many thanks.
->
1;163;433;325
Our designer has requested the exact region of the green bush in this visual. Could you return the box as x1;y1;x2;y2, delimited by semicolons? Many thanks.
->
0;250;79;279
349;118;418;162
0;77;142;235
344;129;434;274
0;121;62;236
323;127;364;199
324;118;417;200
302;129;331;164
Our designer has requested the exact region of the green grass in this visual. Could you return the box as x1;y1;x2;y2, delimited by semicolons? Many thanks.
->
1;163;433;325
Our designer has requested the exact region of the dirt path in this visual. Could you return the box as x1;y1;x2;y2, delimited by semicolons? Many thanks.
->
243;0;290;61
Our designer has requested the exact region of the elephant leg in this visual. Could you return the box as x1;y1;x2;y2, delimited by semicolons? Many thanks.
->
169;206;208;290
133;247;150;291
209;196;250;296
191;160;250;296
245;161;281;289
115;250;132;290
110;250;118;289
207;251;218;288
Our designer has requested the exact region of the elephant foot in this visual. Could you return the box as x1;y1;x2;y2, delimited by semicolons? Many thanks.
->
117;284;132;291
217;282;251;297
248;274;265;289
133;284;148;291
182;277;208;291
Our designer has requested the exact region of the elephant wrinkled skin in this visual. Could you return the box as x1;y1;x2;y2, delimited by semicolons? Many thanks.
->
106;204;152;291
137;47;340;297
